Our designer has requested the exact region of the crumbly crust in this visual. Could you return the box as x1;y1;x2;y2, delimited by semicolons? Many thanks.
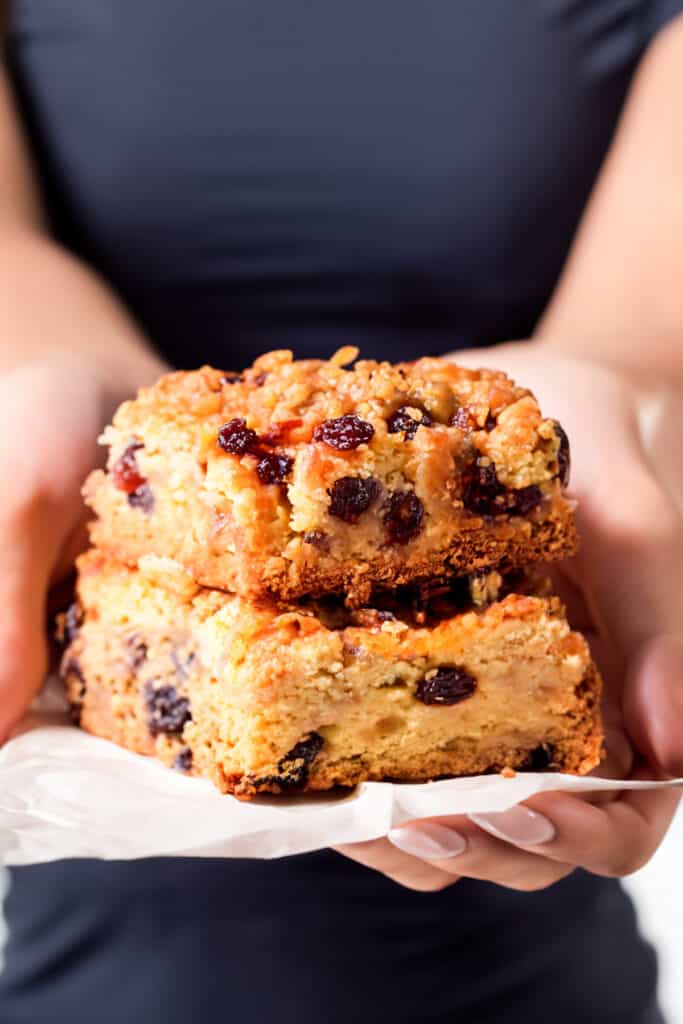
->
84;351;577;604
60;552;602;799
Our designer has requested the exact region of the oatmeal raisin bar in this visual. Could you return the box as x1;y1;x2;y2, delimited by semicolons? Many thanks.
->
59;551;602;799
84;349;577;605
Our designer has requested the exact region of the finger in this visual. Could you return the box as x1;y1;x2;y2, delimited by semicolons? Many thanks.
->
624;633;683;777
338;817;574;893
334;838;457;892
0;506;55;741
470;782;680;878
387;819;575;892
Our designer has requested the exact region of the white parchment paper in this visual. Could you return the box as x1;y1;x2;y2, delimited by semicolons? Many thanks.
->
1;686;681;866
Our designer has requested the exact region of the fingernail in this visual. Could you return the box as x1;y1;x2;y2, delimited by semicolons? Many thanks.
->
468;806;555;846
388;823;468;860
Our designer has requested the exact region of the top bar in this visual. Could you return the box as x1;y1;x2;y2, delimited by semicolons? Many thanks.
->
85;348;577;603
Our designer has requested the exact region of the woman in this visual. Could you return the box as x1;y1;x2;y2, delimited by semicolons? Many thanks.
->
1;3;682;1021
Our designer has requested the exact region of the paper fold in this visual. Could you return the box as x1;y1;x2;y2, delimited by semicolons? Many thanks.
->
2;704;681;865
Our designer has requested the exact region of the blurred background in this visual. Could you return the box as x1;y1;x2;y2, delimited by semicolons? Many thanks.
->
626;807;683;1022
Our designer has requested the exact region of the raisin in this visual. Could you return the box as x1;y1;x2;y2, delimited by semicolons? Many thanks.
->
387;406;431;441
383;490;424;543
128;482;154;513
461;458;505;515
507;484;544;516
111;441;145;494
524;743;556;771
553;420;571;488
328;476;380;522
484;413;497;431
62;602;83;646
313;415;375;451
277;732;324;787
217;418;259;455
144;682;191;736
126;634;148;670
303;530;330;551
256;451;294;485
462;459;545;517
415;666;477;705
172;747;193;773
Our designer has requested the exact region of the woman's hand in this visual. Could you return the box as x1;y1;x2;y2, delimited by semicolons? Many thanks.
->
0;355;138;741
336;345;683;892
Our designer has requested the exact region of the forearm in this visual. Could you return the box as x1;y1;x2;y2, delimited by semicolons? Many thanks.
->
0;226;167;403
532;16;683;384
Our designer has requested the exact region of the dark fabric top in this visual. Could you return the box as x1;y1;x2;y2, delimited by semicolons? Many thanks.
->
3;3;683;1022
6;0;681;366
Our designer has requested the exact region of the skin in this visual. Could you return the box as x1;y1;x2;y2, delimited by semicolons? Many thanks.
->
1;15;682;893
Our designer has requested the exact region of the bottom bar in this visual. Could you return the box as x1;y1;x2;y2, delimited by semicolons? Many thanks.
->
59;551;603;799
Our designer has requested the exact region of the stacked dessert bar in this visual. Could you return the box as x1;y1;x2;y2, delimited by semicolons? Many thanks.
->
59;348;602;798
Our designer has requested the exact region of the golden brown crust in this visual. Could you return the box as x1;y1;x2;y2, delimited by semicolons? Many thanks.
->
60;552;603;800
84;350;576;602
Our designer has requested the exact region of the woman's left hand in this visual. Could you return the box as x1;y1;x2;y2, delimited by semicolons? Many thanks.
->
335;344;683;892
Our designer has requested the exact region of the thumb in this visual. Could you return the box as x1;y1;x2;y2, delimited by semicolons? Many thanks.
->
623;634;683;778
0;513;54;742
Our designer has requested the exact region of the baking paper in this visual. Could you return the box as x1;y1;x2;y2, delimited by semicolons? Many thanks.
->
1;685;681;866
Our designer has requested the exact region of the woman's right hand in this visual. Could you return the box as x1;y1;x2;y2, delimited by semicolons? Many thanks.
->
0;356;125;740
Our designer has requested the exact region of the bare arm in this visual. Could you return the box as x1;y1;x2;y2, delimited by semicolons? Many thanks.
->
536;14;683;382
0;65;166;737
0;67;165;391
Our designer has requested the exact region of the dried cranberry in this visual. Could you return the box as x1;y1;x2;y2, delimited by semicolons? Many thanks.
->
328;476;380;522
553;420;571;488
507;484;544;516
256;451;294;485
383;490;424;543
387;406;431;441
313;415;375;451
415;666;477;705
111;442;145;494
144;682;191;736
172;747;193;772
217;418;259;455
128;482;154;513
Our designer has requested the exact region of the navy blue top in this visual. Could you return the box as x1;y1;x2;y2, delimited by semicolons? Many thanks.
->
3;3;682;1022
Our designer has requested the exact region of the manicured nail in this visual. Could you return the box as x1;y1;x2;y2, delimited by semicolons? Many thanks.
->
468;806;555;846
388;823;468;860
